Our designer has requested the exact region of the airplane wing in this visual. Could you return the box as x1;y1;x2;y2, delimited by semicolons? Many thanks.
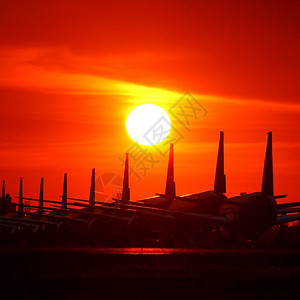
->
277;202;300;209
180;211;229;228
120;203;229;229
275;214;300;225
278;208;300;214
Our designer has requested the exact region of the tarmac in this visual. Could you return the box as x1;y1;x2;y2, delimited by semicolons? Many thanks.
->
1;248;300;299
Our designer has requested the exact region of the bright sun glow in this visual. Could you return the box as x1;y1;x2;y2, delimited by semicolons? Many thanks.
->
126;104;171;146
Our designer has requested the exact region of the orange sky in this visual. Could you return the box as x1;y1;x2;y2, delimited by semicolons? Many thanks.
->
0;0;299;204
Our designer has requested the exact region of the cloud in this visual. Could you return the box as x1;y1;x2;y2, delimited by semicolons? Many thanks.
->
0;45;300;114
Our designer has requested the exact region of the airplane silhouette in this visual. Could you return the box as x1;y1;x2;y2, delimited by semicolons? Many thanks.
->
116;131;300;240
59;131;300;242
3;131;300;246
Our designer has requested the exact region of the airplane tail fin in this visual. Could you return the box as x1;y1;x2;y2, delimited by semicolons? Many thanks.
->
2;180;5;198
121;153;130;204
38;177;44;213
165;143;176;200
62;173;67;209
261;132;274;196
89;168;95;206
18;177;24;215
214;131;226;193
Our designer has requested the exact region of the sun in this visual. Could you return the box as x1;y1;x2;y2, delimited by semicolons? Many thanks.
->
126;104;171;146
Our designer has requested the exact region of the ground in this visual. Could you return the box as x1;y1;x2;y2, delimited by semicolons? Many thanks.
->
1;248;300;299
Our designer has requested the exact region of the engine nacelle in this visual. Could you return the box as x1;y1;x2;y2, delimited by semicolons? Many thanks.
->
230;192;277;240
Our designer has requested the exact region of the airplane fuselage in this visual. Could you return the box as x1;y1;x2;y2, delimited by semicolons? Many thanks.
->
138;190;227;215
220;192;278;239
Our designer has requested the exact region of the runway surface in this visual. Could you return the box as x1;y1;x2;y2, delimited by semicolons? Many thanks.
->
1;248;300;299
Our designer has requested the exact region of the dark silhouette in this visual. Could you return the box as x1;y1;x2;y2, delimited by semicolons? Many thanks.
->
62;173;67;210
89;168;95;206
0;180;16;215
38;178;44;214
214;131;226;193
18;177;24;216
0;132;300;248
121;153;130;203
165;143;176;200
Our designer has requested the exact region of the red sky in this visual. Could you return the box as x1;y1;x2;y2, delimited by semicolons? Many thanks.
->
0;0;299;204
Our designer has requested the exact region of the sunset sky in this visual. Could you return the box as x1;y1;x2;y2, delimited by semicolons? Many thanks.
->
0;0;299;204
